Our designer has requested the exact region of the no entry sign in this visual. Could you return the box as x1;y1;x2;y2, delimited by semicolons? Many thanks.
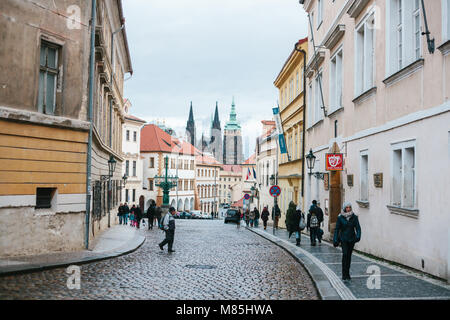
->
269;185;281;198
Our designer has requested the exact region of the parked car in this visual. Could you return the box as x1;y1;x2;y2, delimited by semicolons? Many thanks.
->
180;211;192;219
201;212;212;219
224;209;241;224
173;211;181;219
190;210;202;219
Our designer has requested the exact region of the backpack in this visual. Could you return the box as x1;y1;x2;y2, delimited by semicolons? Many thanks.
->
310;215;319;228
299;214;306;231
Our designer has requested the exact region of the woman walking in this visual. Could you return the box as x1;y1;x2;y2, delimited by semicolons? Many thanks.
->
244;208;250;227
286;202;304;246
333;202;362;281
261;206;269;230
249;208;255;227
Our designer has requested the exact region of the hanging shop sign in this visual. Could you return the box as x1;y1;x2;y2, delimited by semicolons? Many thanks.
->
325;153;344;171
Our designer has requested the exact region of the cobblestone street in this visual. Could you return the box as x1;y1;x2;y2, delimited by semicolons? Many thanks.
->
0;220;319;300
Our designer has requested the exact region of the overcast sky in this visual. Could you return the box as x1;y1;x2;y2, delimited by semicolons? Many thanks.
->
122;0;308;159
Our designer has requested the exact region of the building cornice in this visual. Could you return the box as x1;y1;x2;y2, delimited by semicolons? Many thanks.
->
347;0;371;19
323;24;345;50
0;106;90;132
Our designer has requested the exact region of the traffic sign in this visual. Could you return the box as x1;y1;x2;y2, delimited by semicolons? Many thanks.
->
269;185;281;197
244;194;250;200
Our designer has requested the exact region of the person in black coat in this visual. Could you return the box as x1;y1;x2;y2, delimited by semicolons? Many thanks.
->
123;203;130;225
261;207;270;230
133;205;143;229
147;200;156;230
309;200;324;243
333;202;362;281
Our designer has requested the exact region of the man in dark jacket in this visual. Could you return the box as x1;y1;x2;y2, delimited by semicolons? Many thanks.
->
307;210;320;246
253;207;260;228
147;201;156;230
123;203;130;225
159;207;176;253
118;203;124;225
155;206;163;228
272;204;281;229
310;200;324;243
261;207;269;230
333;202;362;281
133;205;143;229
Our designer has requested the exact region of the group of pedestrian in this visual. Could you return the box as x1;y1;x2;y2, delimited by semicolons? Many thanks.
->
285;202;306;246
243;207;260;227
146;200;162;230
117;203;143;228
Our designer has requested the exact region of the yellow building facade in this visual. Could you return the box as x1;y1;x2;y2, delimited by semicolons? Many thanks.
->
273;38;308;227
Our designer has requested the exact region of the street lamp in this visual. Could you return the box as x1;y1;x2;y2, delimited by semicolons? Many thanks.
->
306;149;325;180
122;173;128;186
269;174;278;235
100;155;116;228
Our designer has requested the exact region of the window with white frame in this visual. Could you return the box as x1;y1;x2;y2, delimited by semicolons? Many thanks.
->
296;71;299;96
294;131;298;160
443;0;450;42
387;0;422;76
391;141;416;208
290;78;294;102
360;151;369;202
308;82;313;127
330;48;343;111
355;14;374;96
317;0;323;28
314;71;324;124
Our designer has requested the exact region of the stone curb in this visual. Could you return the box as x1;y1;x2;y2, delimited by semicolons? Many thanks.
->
0;234;146;277
245;226;342;300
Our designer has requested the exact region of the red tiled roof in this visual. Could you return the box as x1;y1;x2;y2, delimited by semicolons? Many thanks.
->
125;114;146;123
196;154;221;166
140;124;196;155
242;153;256;165
222;164;242;173
232;196;245;208
261;120;275;125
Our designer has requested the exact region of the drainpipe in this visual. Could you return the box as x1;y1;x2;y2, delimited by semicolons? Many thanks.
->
294;46;307;208
85;0;97;249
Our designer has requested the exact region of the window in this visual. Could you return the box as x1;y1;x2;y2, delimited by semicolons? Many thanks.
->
126;130;130;141
330;48;343;111
392;141;416;208
314;71;324;124
132;161;136;177
150;157;155;168
355;14;374;97
133;131;137;142
360;151;369;202
38;41;60;115
125;189;129;202
296;71;299;96
284;85;288;107
289;78;294;102
443;0;450;42
308;82;313;127
317;0;323;28
132;189;136;202
149;179;154;191
387;0;422;75
36;188;56;209
125;160;129;176
294;131;298;160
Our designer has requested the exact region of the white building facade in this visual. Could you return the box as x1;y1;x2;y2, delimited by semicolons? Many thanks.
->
121;102;146;209
301;0;450;280
140;124;196;212
196;153;221;213
255;121;278;213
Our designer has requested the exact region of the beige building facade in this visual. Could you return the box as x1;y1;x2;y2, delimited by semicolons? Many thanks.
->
301;0;450;280
0;0;132;257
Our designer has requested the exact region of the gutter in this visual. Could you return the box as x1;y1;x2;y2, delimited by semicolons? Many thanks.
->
85;0;97;249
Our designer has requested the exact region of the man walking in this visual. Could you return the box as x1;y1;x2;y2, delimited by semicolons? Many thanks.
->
159;207;176;253
307;209;320;246
123;203;130;225
272;204;281;229
147;200;156;230
309;200;324;243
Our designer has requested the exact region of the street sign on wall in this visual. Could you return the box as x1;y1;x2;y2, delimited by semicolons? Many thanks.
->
244;194;250;200
269;185;281;198
325;153;344;171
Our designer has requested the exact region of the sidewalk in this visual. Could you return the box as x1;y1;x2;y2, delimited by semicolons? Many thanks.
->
246;224;450;300
0;225;146;276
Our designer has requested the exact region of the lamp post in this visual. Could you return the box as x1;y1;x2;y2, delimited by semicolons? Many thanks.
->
270;174;278;235
100;155;117;228
306;149;325;180
154;156;178;215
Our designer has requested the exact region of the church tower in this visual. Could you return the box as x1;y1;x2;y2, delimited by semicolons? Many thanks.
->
210;102;223;163
185;101;196;147
223;97;243;165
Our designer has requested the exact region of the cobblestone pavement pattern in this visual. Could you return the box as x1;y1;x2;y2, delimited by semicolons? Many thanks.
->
0;220;319;300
